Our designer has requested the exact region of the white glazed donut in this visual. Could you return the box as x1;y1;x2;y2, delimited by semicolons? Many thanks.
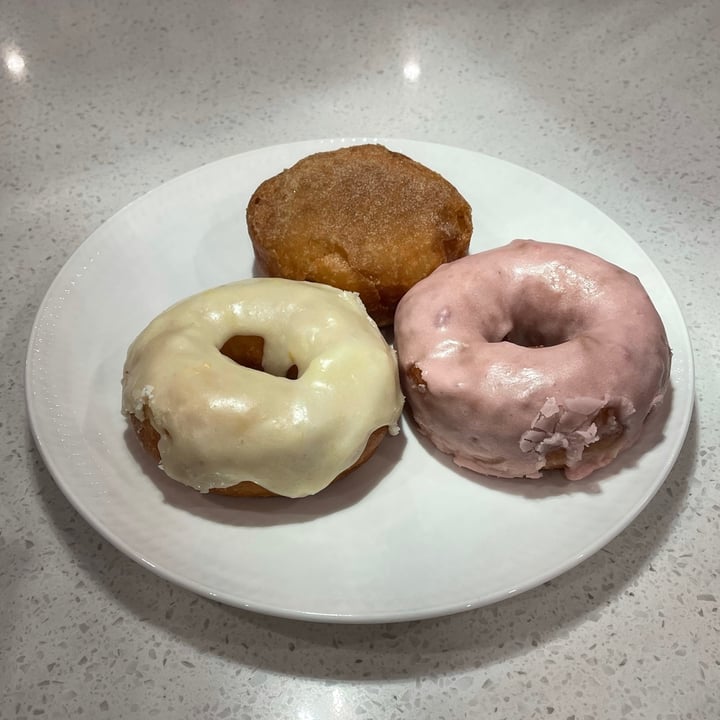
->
393;239;672;480
122;278;404;497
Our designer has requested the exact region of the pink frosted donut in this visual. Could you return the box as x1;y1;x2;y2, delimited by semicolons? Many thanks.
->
393;239;672;480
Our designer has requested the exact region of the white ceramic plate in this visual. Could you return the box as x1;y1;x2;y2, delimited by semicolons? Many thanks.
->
26;139;694;623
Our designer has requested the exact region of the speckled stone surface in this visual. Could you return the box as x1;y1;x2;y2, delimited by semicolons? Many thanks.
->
2;1;718;718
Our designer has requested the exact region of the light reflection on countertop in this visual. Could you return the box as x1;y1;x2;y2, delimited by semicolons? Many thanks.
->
403;58;421;82
3;45;27;80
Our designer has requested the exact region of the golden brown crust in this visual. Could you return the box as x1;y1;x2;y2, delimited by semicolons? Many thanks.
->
541;407;624;471
129;413;387;497
246;144;472;326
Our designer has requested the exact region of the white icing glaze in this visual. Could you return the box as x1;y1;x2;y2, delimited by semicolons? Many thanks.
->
394;239;672;480
122;279;404;497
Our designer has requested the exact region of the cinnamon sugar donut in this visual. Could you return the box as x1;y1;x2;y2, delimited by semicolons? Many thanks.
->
394;240;671;480
246;144;472;327
122;278;404;497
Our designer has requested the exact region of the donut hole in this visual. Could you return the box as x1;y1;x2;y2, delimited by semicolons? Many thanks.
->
219;335;299;379
499;287;584;347
502;316;570;348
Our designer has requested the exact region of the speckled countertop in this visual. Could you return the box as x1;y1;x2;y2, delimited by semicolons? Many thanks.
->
2;1;719;718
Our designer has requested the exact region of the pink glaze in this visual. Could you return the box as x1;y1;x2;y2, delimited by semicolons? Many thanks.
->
393;239;672;480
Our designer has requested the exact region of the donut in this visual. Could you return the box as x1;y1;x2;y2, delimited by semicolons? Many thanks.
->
246;144;472;327
393;239;672;481
121;278;404;498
